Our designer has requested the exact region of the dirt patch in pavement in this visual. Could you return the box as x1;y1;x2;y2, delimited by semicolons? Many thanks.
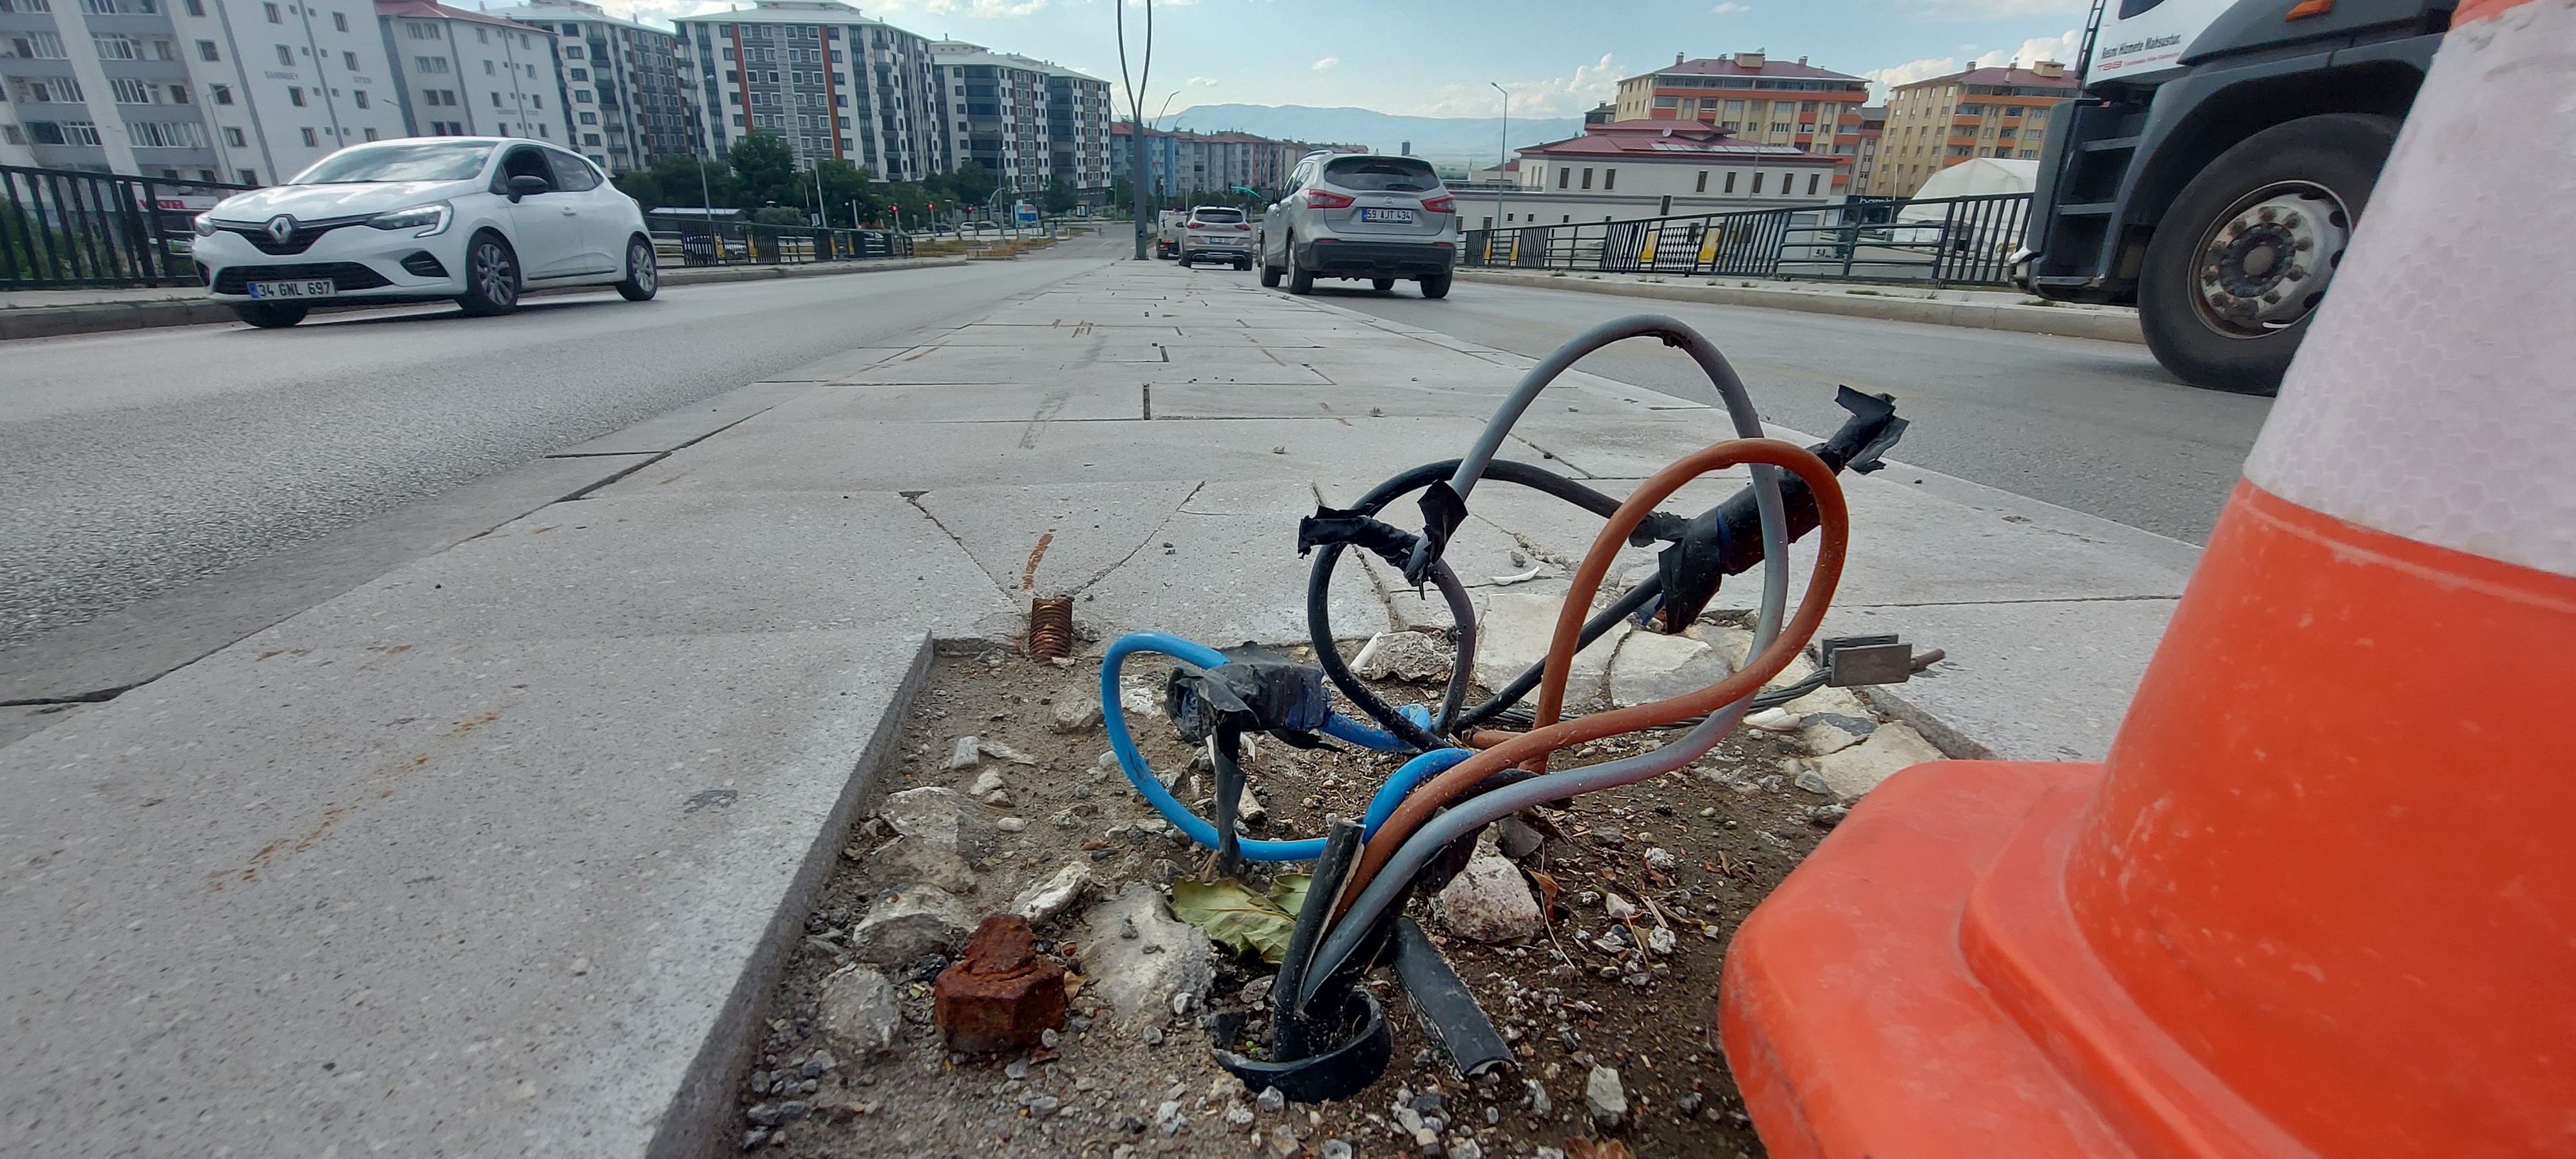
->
732;641;1862;1158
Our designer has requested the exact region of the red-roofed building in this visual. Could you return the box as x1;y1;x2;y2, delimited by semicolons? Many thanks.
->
1451;119;1839;230
1612;52;1871;191
1870;61;2078;197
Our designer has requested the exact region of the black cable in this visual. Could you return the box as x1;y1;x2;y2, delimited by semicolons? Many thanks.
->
1305;458;1645;749
1445;579;1663;731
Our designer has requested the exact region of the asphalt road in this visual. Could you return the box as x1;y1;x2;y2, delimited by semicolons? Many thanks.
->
1312;278;2272;543
0;245;1112;659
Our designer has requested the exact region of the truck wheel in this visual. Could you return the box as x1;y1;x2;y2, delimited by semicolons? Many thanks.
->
2139;113;2398;395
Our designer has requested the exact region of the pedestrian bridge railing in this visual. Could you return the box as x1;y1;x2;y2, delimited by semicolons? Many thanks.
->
1461;193;2032;288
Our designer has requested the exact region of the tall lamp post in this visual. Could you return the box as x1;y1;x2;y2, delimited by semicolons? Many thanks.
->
1115;0;1155;259
1490;81;1510;240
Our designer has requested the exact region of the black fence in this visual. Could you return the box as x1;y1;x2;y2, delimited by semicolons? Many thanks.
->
3;164;248;290
645;215;913;269
1462;193;2032;288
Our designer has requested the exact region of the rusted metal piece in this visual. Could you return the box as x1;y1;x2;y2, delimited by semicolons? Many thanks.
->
933;914;1066;1053
1027;595;1075;660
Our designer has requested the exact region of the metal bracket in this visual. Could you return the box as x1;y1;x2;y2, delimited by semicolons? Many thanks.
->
1819;634;1915;688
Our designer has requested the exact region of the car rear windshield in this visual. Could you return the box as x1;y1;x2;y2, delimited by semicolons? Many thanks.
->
1191;208;1245;223
291;141;494;184
1323;156;1441;193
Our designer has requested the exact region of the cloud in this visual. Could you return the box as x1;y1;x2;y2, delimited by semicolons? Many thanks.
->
1711;1;1750;11
1419;53;1625;118
1188;75;1220;87
1886;0;2083;17
1862;55;1960;103
1311;57;1339;71
1974;30;2083;68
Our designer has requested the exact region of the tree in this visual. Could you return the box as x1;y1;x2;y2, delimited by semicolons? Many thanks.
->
747;205;808;226
945;161;998;211
616;155;735;211
1108;176;1133;218
1039;176;1077;216
810;159;878;227
883;180;931;228
728;133;798;207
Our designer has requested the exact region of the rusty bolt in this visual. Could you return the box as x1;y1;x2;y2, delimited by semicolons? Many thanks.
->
933;914;1066;1054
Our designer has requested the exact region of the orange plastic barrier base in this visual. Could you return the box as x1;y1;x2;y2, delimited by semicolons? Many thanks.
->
1719;759;2141;1159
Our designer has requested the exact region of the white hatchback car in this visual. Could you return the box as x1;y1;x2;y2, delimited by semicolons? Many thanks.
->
192;137;654;328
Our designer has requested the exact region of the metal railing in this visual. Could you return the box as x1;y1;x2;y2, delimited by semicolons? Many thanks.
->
1461;193;2032;288
3;164;248;289
645;214;913;269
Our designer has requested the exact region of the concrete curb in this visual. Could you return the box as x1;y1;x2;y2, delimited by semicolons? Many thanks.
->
1455;267;2145;344
0;256;973;343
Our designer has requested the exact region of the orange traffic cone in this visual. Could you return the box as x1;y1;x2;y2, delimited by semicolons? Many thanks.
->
1718;3;2576;1156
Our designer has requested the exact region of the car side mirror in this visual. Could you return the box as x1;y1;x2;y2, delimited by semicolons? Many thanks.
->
506;174;551;202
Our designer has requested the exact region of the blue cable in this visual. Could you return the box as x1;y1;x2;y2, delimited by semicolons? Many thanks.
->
1100;632;1472;862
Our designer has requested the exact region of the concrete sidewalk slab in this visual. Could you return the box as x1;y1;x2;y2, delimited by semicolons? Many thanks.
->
0;627;929;1158
910;480;1203;601
784;381;1147;424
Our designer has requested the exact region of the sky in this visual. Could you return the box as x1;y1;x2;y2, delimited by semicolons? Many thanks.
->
608;0;2092;118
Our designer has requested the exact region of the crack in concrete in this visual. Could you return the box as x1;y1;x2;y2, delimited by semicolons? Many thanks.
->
1066;480;1204;597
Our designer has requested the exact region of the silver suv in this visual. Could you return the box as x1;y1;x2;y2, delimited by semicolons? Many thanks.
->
1179;205;1255;270
1259;153;1458;298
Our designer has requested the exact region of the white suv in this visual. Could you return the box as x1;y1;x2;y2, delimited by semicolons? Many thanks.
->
1177;205;1255;270
1258;153;1458;298
192;137;654;328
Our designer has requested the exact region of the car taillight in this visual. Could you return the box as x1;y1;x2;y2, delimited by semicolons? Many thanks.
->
1305;190;1355;209
1188;221;1205;229
1421;195;1457;214
1235;223;1250;231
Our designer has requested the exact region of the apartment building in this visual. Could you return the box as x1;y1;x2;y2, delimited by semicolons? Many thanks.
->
1852;104;1884;192
925;39;1104;193
1;0;408;184
1452;119;1840;229
491;0;687;174
1869;61;2077;198
374;0;563;150
1108;123;1343;198
672;0;943;182
1613;51;1872;191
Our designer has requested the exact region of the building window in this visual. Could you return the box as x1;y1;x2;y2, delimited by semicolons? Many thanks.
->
110;77;157;104
353;89;368;108
239;168;258;184
263;1;276;19
1580;167;1592;189
289;86;306;106
1751;172;1763;194
276;44;293;65
211;82;232;104
224;125;245;146
1602;168;1615;191
1695;170;1707;193
300;126;316;146
331;10;344;29
196;38;220;61
363;126;377;140
93;34;138;59
1806;173;1819;195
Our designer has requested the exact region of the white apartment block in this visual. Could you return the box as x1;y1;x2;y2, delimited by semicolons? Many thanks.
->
927;38;1106;193
374;0;562;148
674;0;942;182
491;0;688;174
1;0;408;184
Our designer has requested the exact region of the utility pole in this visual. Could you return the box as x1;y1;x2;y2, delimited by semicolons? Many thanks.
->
1490;82;1510;236
1115;0;1154;259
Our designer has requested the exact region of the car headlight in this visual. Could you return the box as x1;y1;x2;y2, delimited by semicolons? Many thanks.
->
193;212;216;237
366;202;452;236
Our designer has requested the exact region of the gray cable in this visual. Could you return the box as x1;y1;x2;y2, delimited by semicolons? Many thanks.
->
1307;316;1795;1003
1427;560;1478;733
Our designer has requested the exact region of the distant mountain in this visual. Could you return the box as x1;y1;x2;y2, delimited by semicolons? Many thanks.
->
1168;104;1584;171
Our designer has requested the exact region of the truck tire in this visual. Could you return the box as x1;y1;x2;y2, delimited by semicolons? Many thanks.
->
2139;113;2398;395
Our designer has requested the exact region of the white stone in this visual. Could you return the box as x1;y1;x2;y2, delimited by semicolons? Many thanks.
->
980;739;1039;766
1607;632;1736;708
969;768;1008;798
1645;926;1676;956
816;965;902;1057
1814;721;1947;798
947;736;981;769
1350;630;1455;683
1051;692;1103;733
1584;1065;1628;1129
1475;592;1628;708
846;886;973;965
1432;849;1546;943
1236;786;1267;827
1077;884;1215;1028
1600;892;1640;922
1744;707;1804;733
871;787;997;894
1798;712;1877;757
1642;847;1677;872
995;816;1027;832
1009;862;1092;925
1794;768;1836;796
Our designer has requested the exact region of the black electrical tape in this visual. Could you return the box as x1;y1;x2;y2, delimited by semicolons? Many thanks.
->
1401;480;1469;587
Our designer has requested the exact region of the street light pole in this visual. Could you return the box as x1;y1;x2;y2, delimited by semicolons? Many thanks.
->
1115;0;1155;259
1490;81;1510;238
